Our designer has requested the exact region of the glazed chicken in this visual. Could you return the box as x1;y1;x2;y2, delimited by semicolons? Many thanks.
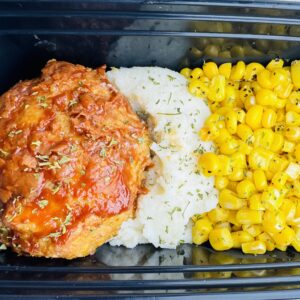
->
0;60;151;259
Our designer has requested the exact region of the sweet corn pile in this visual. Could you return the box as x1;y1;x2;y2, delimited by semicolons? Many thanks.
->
181;59;300;255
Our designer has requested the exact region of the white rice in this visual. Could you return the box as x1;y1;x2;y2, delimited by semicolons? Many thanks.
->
107;67;218;249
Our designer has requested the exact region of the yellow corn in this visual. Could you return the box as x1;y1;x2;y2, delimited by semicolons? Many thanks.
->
228;168;244;182
257;69;274;89
295;143;300;161
219;62;232;79
261;186;283;211
209;228;234;251
253;170;267;191
246;105;263;130
253;128;274;149
273;226;295;247
266;58;284;71
244;63;264;81
225;111;238;134
219;189;246;210
249;194;265;211
262;108;277;128
291;60;300;89
286;111;300;126
271;172;288;189
242;224;263;237
215;176;229;190
207;206;229;223
256;89;277;106
180;67;192;79
189;79;209;98
230;61;246;81
189;59;300;255
232;231;254;248
262;210;285;233
281;199;296;225
242;241;266;254
203;62;219;79
190;67;204;80
257;232;275;251
236;209;263;225
208;75;226;102
248;148;273;170
270;133;284;152
192;217;213;245
236;179;256;199
198;152;220;176
219;138;239;155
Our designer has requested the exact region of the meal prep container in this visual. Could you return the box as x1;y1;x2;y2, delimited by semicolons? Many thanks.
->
2;0;300;298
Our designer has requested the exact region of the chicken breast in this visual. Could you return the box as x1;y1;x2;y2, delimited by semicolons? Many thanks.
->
0;60;151;259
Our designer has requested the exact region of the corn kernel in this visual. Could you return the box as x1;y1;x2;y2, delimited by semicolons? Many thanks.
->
246;105;263;130
291;60;300;89
263;210;285;233
209;228;233;251
285;126;300;142
249;193;265;211
180;67;192;79
219;62;232;79
270;133;284;152
219;189;246;210
236;179;256;199
203;62;219;79
220;138;239;155
236;124;254;144
190;67;204;80
236;209;263;225
257;69;274;89
287;91;300;113
217;155;232;176
215;176;229;190
286;111;300;126
232;231;254;248
248;148;273;170
192;217;212;245
262;108;277;128
269;156;288;173
244;62;264;81
261;186;283;211
274;82;293;99
282;140;295;153
242;224;262;237
236;109;246;123
253;170;267;191
266;58;284;71
295;143;300;162
285;162;300;180
281;199;296;225
256;89;277;106
258;232;275;251
273;226;295;247
225;111;238;134
253;128;274;150
223;85;237;108
198;152;220;176
208;206;229;223
230;61;246;81
242;241;266;254
208;75;226;102
189;79;209;98
228;168;244;182
272;172;288;189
